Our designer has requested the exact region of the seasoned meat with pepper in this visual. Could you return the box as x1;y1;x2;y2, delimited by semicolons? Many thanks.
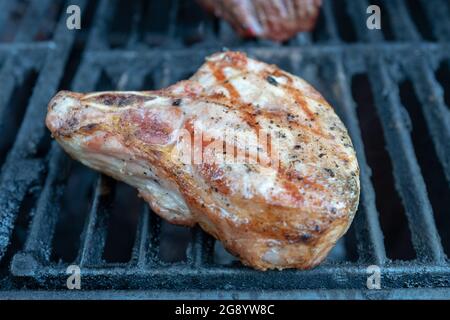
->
46;51;359;270
198;0;322;41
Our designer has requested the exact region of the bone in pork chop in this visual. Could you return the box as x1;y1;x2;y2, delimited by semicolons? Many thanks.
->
46;51;360;270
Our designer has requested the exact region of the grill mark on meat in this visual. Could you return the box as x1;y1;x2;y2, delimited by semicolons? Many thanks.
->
207;61;241;99
198;162;231;195
233;100;262;132
188;93;333;153
206;94;331;140
206;52;248;99
195;94;263;135
203;64;331;141
286;85;316;120
225;209;319;244
184;118;275;168
284;168;325;191
273;166;304;205
205;57;282;159
275;165;326;206
196;96;281;163
208;54;331;142
265;69;317;120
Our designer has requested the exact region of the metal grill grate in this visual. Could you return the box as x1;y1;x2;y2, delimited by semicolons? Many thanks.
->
0;0;449;299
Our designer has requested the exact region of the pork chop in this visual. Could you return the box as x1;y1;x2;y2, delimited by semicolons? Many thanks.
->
46;51;359;270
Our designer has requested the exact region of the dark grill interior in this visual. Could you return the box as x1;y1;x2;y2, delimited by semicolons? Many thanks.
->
0;0;449;299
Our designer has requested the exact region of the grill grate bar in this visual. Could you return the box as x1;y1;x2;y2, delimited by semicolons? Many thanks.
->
131;205;150;267
85;0;117;50
147;209;162;265
69;55;113;266
367;55;445;263
78;175;115;267
419;0;450;41
187;228;215;267
167;0;180;40
0;60;20;140
0;0;87;262
10;144;69;276
404;55;450;184
14;263;450;291
126;0;145;49
0;158;44;261
321;0;340;43
383;0;420;41
331;55;387;264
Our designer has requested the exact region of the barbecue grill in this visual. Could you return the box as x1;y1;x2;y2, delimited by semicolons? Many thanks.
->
0;0;449;299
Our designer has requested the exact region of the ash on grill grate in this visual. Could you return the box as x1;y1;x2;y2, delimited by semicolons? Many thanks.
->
351;73;416;261
0;0;449;298
0;0;90;264
399;80;450;256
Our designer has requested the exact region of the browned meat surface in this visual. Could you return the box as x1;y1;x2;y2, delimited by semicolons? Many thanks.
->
46;51;359;270
198;0;322;41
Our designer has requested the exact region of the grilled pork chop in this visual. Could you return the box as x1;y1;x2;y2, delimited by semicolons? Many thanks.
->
46;51;359;270
197;0;322;41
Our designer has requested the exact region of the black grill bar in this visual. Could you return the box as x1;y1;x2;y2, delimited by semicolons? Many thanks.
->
77;175;115;267
1;287;450;300
0;0;88;260
85;0;116;50
10;145;69;276
131;206;151;267
367;55;445;263
8;263;450;291
0;59;21;143
383;0;420;41
419;0;450;41
320;0;340;43
167;0;180;40
126;0;145;49
405;55;450;184
330;54;387;265
187;227;215;267
67;51;111;267
146;208;162;265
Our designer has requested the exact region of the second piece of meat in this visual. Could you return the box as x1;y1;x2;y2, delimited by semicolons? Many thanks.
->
198;0;322;41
